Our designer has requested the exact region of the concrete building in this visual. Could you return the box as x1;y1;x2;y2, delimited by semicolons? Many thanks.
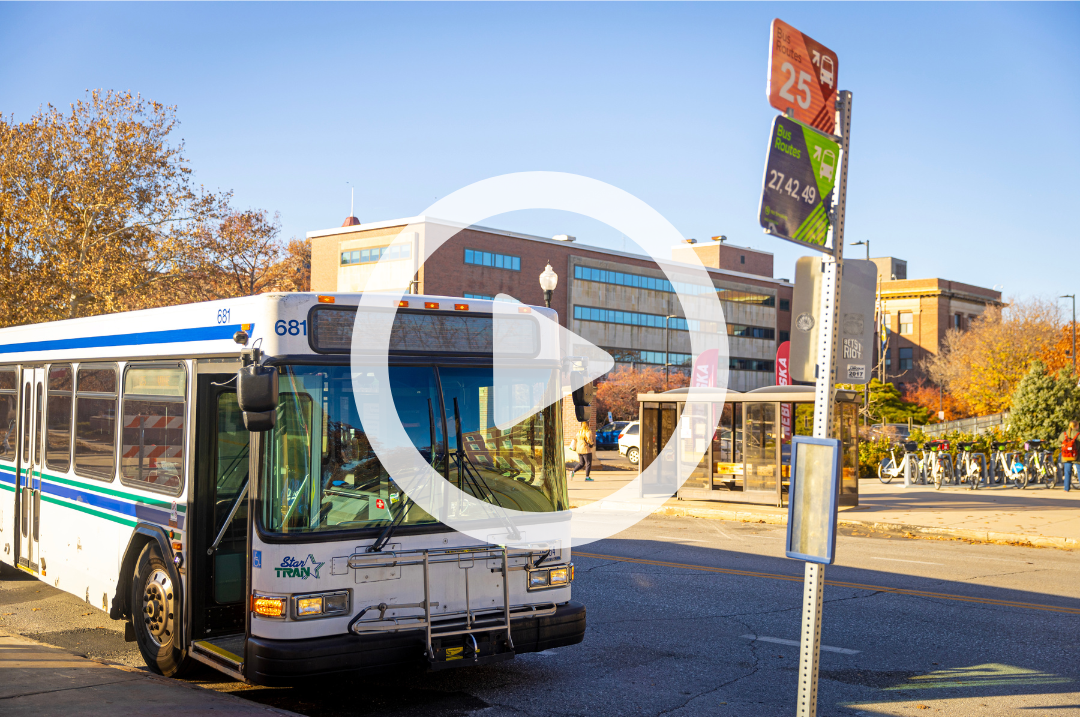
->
308;217;794;392
869;258;1001;390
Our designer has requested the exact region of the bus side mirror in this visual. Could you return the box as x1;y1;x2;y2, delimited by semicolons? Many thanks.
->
238;364;278;432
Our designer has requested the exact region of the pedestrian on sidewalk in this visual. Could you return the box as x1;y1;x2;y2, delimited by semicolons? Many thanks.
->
1060;420;1079;492
569;421;595;482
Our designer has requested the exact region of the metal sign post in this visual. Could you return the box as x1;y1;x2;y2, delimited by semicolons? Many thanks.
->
797;89;852;717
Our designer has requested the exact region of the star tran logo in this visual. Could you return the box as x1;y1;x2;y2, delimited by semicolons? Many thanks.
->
275;554;324;579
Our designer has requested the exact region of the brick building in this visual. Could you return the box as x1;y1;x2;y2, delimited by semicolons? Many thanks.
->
870;257;1001;390
308;216;794;392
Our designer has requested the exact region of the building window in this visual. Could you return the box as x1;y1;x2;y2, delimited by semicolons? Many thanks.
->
728;324;776;340
954;313;963;330
779;298;790;312
729;357;775;372
899;347;913;370
341;244;410;266
464;248;520;271
740;255;745;264
779;330;790;343
572;266;776;306
899;312;913;335
574;305;688;330
884;349;892;370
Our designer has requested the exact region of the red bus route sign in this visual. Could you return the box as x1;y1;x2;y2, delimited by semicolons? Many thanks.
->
767;19;839;134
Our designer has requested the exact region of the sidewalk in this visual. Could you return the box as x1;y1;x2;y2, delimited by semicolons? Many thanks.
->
569;473;1080;549
0;631;300;717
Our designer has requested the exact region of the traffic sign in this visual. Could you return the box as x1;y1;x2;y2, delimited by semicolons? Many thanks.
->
759;115;839;250
767;18;839;134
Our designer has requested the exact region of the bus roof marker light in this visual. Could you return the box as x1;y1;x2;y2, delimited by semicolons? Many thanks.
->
424;302;439;309
399;300;409;308
454;304;469;311
318;296;335;304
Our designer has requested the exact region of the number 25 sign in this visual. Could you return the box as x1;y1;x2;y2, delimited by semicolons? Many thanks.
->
767;19;839;134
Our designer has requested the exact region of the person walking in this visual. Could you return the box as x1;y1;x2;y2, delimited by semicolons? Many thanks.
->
569;421;596;482
1060;420;1079;492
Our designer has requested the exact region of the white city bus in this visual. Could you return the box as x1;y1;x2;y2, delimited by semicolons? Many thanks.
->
0;292;583;683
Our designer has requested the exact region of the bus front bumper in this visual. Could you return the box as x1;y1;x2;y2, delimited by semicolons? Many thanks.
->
244;600;586;685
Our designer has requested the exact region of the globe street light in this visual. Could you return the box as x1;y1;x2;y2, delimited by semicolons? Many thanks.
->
539;264;558;308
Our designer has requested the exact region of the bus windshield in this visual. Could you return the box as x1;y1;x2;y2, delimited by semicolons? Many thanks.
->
261;365;567;535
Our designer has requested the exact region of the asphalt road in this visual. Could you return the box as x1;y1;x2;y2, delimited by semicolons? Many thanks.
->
2;516;1078;717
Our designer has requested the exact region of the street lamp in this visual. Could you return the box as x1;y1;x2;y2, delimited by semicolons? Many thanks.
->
665;314;678;389
1062;294;1076;377
539;264;558;308
850;240;869;261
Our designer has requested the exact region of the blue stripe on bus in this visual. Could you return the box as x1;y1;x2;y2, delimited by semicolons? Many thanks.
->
0;468;184;530
0;323;253;355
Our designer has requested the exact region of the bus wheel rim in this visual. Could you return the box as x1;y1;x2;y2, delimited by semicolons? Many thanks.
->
142;569;175;648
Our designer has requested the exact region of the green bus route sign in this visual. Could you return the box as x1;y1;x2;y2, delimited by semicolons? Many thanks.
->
758;115;839;251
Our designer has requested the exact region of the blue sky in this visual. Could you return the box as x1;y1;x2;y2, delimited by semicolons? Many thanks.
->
3;3;1078;300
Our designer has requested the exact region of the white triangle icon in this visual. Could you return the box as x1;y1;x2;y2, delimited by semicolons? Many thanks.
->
491;293;614;431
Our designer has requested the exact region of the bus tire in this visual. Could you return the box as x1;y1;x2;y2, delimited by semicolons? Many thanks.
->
130;542;192;677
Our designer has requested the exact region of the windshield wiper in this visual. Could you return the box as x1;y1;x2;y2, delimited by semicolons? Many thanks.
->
451;397;521;542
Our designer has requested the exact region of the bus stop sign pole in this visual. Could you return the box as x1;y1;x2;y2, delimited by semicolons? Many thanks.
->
797;89;852;717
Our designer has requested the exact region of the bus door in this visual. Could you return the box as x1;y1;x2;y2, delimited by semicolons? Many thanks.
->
191;373;251;643
17;367;44;573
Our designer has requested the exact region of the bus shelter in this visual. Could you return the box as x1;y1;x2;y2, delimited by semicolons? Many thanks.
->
635;386;860;507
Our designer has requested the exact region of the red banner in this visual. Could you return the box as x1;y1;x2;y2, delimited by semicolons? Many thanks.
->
776;341;792;440
691;348;719;388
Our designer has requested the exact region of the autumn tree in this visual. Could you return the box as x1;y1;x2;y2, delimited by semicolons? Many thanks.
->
0;90;228;324
901;378;965;422
1009;361;1080;442
924;298;1062;415
185;210;310;300
1040;322;1078;376
593;366;689;422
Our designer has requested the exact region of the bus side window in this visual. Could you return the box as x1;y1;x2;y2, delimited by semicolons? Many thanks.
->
74;365;118;482
120;366;187;493
45;364;73;473
0;368;16;460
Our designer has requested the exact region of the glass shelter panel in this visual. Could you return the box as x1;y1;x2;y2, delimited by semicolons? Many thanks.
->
743;403;777;493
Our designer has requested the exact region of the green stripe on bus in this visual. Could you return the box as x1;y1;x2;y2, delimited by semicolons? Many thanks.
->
32;471;186;513
40;493;138;528
0;483;14;493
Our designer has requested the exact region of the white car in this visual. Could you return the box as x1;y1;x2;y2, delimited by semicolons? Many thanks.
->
618;421;641;465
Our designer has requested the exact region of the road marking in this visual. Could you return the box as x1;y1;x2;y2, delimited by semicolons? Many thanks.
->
741;634;860;655
871;557;943;566
573;551;1080;616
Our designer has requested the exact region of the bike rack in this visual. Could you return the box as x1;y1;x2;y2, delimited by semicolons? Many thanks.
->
344;544;559;666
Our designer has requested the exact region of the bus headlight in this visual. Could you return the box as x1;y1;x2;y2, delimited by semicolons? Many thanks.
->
293;590;350;619
527;564;573;590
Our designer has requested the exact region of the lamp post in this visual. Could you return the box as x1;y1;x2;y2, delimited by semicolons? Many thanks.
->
1062;294;1077;376
665;314;678;389
850;240;870;261
539;264;558;308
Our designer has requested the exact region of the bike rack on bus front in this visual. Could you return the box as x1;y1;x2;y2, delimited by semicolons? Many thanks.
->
345;544;558;667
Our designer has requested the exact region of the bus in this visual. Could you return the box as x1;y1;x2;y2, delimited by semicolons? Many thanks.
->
0;292;584;683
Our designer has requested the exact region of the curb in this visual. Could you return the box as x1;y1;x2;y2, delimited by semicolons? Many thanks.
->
570;499;1077;550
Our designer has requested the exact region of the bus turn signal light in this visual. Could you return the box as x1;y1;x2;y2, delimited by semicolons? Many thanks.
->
252;595;286;618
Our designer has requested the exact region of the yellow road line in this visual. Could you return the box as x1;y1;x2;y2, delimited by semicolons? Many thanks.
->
574;551;1080;616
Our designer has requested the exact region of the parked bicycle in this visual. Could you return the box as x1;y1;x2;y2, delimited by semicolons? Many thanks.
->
878;441;921;484
954;442;985;490
924;441;954;489
1019;440;1055;489
989;441;1015;486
